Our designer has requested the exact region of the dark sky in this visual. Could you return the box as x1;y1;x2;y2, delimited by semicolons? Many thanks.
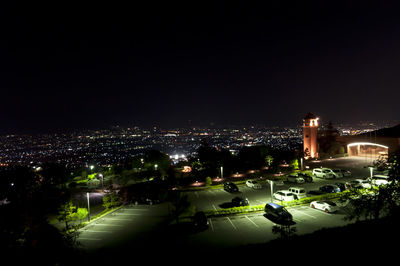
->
1;2;399;133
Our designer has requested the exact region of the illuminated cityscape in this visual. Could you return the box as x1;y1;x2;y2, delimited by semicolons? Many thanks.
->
1;121;396;168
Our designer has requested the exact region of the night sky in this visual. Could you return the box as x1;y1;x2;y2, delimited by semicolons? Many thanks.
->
1;2;400;134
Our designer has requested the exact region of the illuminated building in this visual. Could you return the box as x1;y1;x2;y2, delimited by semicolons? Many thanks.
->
303;112;319;159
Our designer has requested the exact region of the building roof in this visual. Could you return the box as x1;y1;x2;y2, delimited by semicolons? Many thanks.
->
304;112;317;120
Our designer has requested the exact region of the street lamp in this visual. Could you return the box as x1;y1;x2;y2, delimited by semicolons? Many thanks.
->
269;180;274;202
369;167;374;178
99;173;104;189
87;192;91;221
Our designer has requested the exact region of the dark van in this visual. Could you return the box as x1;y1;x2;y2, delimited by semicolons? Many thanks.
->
224;182;239;193
264;202;293;222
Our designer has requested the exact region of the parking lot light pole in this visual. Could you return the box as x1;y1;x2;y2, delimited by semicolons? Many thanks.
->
87;192;91;221
269;180;274;202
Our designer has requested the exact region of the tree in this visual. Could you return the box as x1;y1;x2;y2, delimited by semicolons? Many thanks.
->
103;191;121;209
41;163;70;188
205;176;212;186
265;155;274;167
58;201;77;230
289;159;299;170
76;208;88;222
272;224;297;239
143;150;171;179
170;191;190;224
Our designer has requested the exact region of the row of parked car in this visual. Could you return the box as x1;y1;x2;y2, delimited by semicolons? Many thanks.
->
264;199;340;223
312;168;351;179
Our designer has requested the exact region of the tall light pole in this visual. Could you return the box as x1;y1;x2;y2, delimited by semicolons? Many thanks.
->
87;192;91;221
220;166;223;179
269;180;274;202
99;173;104;189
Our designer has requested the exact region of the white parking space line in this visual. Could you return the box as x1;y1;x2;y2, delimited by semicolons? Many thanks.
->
226;217;237;230
113;213;142;216
245;215;259;228
209;219;214;232
291;209;317;219
94;223;123;227
106;217;132;221
308;208;332;216
81;230;112;233
123;208;149;211
212;204;218;211
208;190;216;196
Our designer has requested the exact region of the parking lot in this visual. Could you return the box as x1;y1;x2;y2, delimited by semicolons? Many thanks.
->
78;204;168;250
182;203;348;249
78;157;372;252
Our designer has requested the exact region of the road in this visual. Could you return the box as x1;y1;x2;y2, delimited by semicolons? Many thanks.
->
77;156;374;253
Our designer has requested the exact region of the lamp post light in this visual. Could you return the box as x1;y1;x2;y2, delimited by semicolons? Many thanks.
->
87;192;91;221
99;173;104;189
269;180;274;202
369;167;374;178
220;166;223;179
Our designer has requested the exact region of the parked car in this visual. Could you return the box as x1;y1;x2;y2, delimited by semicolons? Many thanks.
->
286;174;305;183
298;172;313;182
224;182;239;193
312;168;335;179
319;184;341;193
231;197;250;207
331;169;344;178
335;182;353;191
310;200;339;213
246;180;262;189
192;211;209;229
339;169;351;177
350;179;372;189
131;195;160;205
368;175;390;186
264;202;293;222
307;190;325;196
288;187;307;199
273;190;296;201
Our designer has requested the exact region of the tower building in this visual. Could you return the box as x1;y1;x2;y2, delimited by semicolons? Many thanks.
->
303;112;319;159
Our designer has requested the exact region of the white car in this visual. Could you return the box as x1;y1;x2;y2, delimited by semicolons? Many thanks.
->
350;179;372;189
288;187;307;199
312;168;335;179
310;200;339;213
246;180;262;189
273;190;296;201
331;169;344;178
286;174;305;183
369;175;390;186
